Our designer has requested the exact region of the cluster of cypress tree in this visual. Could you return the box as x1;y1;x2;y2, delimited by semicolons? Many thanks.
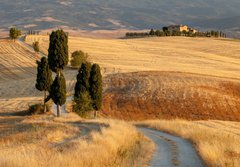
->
47;30;68;117
36;30;68;117
36;29;102;118
74;62;102;117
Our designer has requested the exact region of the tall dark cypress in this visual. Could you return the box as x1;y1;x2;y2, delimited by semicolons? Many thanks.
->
48;29;69;73
89;64;103;118
47;30;68;116
35;57;52;112
74;62;92;98
49;72;67;110
74;62;92;116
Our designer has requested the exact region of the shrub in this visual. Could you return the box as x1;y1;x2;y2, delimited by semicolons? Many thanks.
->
28;103;51;115
32;41;40;52
73;92;92;117
9;27;21;40
70;50;88;68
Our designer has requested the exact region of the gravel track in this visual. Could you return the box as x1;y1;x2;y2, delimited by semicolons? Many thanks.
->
138;127;204;167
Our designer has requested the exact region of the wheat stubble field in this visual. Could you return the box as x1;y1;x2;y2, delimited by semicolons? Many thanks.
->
0;40;41;113
26;36;240;78
1;36;240;166
25;36;240;121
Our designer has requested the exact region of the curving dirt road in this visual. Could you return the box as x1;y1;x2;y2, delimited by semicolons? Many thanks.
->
138;127;204;167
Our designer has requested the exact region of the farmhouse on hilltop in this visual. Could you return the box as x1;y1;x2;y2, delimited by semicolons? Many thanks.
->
167;25;198;33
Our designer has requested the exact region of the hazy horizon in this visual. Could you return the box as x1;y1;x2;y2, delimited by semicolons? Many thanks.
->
1;0;240;37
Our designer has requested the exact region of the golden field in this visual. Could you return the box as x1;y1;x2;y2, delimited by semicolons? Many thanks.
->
0;40;38;82
1;36;240;120
0;35;240;166
25;35;240;120
26;35;240;79
139;120;240;167
0;114;154;167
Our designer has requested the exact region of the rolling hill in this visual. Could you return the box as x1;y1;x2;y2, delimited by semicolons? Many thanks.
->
1;36;240;120
25;35;240;79
0;40;38;82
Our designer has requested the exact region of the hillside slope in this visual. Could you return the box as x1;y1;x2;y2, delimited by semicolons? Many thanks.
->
104;71;240;120
0;40;38;82
26;36;240;79
25;36;240;120
2;36;240;120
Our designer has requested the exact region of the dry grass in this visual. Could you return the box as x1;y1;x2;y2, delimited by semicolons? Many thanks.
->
102;71;240;121
0;115;154;167
139;120;240;167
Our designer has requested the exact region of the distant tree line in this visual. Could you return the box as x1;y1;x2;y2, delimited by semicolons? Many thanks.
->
125;28;227;38
8;28;42;41
125;32;150;38
27;30;40;35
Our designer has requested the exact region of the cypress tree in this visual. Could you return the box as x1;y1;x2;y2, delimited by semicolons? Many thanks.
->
48;72;67;117
48;30;69;73
149;29;155;36
35;57;52;112
89;64;103;118
74;62;92;116
47;29;68;116
74;62;92;97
